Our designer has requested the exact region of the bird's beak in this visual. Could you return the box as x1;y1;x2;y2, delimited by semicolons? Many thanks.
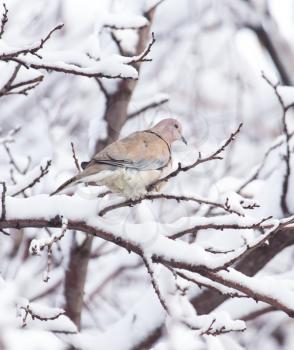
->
181;135;188;145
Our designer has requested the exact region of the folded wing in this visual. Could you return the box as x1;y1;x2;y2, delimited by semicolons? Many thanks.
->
85;131;171;172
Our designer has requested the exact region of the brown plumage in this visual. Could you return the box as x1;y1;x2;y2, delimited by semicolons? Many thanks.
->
51;118;186;198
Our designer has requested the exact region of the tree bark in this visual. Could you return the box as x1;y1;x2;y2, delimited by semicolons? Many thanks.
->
63;6;157;331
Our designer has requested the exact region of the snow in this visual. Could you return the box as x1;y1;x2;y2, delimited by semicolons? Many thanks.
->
3;194;281;272
18;300;65;320
3;329;65;350
102;13;149;30
16;52;139;79
1;0;294;349
177;270;246;298
77;288;165;350
217;268;294;311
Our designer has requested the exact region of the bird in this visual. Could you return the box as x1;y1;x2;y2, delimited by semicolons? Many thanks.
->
51;118;187;199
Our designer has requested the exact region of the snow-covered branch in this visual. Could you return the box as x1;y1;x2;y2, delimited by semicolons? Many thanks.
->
0;64;44;97
0;13;155;81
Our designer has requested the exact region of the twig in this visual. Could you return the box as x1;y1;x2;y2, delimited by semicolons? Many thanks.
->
262;72;294;214
0;64;21;95
30;218;68;255
1;24;64;59
12;160;51;196
237;132;294;193
0;3;8;39
20;305;65;328
95;78;110;100
200;319;217;335
205;247;235;254
142;255;169;313
0;125;21;145
0;228;9;236
169;215;273;240
110;31;124;56
129;32;156;63
30;24;64;57
176;270;247;299
1;75;44;97
99;193;247;217
127;96;169;120
0;182;6;221
70;142;81;172
30;217;68;282
3;143;23;174
0;63;44;97
147;123;243;191
104;22;148;31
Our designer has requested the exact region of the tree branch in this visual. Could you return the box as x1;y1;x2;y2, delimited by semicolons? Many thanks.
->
99;193;252;217
127;95;169;120
262;72;294;215
70;142;81;173
147;123;243;191
11;160;51;196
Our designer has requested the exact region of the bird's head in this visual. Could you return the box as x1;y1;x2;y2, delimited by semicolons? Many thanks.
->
151;118;187;145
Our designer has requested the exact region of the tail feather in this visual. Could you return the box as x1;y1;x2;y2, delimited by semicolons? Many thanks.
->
50;175;78;196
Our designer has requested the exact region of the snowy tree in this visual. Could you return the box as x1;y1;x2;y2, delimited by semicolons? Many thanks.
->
1;0;294;349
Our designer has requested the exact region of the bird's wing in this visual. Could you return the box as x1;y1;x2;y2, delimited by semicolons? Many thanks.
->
88;131;171;171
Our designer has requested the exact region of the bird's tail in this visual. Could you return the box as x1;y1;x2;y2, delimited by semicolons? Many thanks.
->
50;175;79;196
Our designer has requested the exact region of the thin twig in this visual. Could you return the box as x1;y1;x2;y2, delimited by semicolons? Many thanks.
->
1;24;64;60
12;160;51;196
127;96;169;120
262;72;294;215
99;193;247;217
129;32;156;63
0;3;8;39
147;123;243;191
20;305;64;328
70;142;81;172
142;255;169;312
169;215;273;240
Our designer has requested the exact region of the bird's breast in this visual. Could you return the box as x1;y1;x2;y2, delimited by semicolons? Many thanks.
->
103;168;163;199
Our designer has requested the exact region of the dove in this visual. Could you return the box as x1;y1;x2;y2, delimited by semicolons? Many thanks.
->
51;118;187;199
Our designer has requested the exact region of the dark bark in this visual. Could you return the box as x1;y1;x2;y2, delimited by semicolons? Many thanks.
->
63;234;93;328
63;7;157;331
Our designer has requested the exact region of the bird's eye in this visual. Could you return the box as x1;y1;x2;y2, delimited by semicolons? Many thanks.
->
174;124;179;129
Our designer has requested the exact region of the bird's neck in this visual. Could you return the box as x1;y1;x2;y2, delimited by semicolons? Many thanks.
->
149;127;172;146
